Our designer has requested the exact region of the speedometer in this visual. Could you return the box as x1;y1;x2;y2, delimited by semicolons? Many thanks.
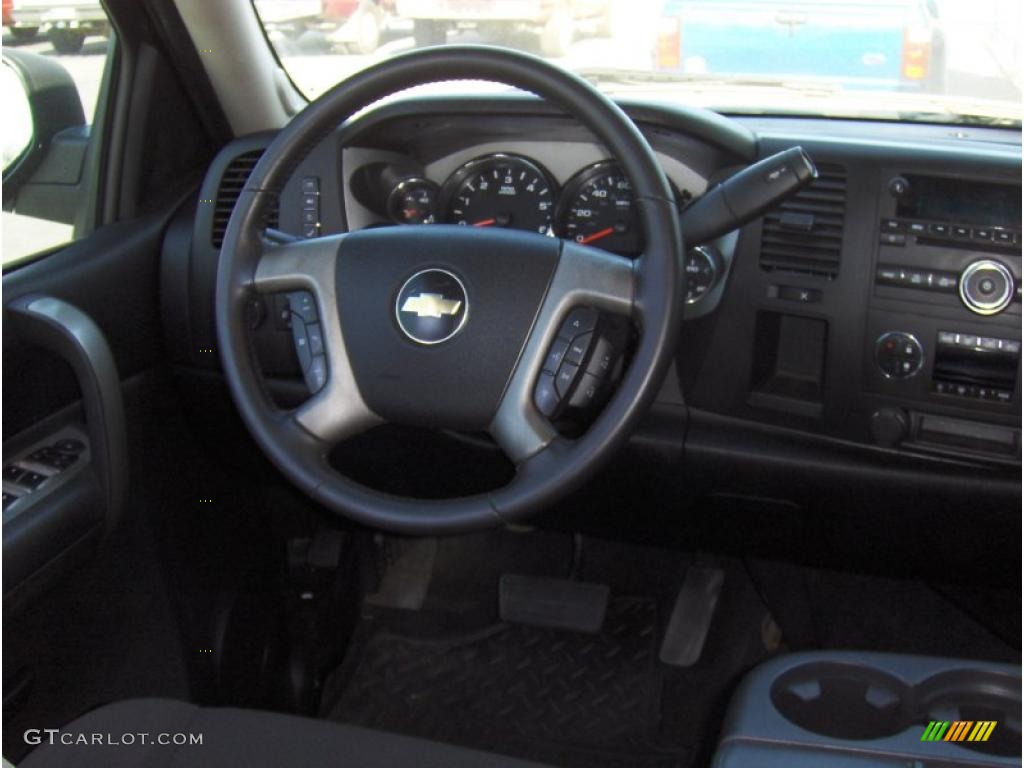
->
443;154;556;234
557;162;642;256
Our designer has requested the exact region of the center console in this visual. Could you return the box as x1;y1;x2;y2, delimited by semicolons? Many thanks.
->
715;651;1021;768
866;171;1021;461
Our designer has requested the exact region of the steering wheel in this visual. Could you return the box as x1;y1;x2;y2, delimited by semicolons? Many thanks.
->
216;46;684;534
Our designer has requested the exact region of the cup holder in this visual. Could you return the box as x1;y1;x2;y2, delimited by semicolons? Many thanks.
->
770;662;911;740
916;669;1022;758
771;661;1022;757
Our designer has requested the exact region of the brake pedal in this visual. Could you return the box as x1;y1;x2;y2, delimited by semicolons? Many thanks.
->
659;566;725;667
500;574;609;634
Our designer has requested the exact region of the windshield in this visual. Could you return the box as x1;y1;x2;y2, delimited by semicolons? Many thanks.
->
255;0;1021;126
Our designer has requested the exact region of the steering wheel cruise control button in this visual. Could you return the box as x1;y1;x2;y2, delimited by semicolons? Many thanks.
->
306;324;324;356
291;320;312;372
289;291;319;324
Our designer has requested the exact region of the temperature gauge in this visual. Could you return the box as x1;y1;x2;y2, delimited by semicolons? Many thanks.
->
387;178;439;225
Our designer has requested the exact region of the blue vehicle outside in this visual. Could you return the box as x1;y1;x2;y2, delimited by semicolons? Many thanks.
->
654;0;946;92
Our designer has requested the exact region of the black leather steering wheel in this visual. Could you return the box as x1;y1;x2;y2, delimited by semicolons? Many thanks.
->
216;46;684;534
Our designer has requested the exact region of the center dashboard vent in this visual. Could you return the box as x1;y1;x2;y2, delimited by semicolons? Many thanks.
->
211;150;278;248
759;162;847;279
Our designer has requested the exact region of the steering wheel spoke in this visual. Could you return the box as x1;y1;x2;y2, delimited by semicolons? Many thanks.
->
254;234;381;444
490;241;636;464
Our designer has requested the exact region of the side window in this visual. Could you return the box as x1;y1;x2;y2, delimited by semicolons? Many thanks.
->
2;4;114;266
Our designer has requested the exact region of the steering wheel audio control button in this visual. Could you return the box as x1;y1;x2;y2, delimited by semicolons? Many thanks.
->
568;373;602;409
559;307;599;339
543;338;570;373
555;362;580;398
586;337;616;377
565;333;592;366
533;372;561;417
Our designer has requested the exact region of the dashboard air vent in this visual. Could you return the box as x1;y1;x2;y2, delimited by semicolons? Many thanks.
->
212;150;278;247
759;162;847;279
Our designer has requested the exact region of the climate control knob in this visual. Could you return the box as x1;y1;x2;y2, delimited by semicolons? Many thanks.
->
959;259;1014;316
875;332;924;379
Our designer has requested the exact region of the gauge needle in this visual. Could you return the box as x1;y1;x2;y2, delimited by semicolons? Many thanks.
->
472;218;496;227
579;227;615;245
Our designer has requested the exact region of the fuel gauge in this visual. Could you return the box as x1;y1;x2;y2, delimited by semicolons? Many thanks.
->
387;178;439;225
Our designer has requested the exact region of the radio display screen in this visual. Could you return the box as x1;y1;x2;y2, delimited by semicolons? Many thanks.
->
897;176;1022;228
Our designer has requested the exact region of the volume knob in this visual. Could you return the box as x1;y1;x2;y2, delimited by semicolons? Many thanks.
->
960;260;1014;316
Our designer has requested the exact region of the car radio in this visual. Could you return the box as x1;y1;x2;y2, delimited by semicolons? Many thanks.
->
863;172;1021;459
875;173;1022;317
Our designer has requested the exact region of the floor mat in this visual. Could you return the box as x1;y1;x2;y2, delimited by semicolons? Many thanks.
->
323;598;689;767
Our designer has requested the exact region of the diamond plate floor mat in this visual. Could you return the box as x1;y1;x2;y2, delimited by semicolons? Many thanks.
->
321;598;689;767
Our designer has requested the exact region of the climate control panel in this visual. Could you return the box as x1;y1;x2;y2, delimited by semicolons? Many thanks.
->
875;332;925;379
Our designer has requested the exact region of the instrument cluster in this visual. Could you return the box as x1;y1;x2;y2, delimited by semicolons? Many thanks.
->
355;151;716;304
370;152;697;256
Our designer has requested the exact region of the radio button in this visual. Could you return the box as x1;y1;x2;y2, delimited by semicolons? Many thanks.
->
881;219;904;232
953;225;971;239
972;227;993;241
993;229;1014;245
928;223;950;237
876;267;901;285
960;259;1014;316
879;232;906;246
908;221;927;235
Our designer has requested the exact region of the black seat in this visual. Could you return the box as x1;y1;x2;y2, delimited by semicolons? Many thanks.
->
20;699;550;767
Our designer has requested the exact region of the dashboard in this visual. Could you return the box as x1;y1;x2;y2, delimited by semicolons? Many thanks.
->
162;95;1022;511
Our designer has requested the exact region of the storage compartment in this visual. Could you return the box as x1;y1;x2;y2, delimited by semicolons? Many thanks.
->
916;669;1022;758
748;312;827;417
769;658;1021;757
717;642;1021;766
770;661;910;740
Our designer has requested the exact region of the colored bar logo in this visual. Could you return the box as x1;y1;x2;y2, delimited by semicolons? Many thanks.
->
921;721;997;742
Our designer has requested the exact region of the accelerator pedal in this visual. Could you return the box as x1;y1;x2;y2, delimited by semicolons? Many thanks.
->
659;565;725;667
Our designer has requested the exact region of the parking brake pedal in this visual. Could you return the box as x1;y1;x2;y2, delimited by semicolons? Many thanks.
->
500;574;609;634
659;566;725;667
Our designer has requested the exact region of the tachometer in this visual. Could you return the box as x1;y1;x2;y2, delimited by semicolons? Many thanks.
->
443;154;556;234
558;162;642;256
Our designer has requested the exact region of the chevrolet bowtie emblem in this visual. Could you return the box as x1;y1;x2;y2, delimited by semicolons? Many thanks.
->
400;293;462;319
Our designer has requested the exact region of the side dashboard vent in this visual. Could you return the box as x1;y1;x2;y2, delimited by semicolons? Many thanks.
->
759;162;847;279
211;150;278;248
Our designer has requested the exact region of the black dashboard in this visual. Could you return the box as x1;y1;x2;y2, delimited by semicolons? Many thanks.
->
161;95;1021;541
